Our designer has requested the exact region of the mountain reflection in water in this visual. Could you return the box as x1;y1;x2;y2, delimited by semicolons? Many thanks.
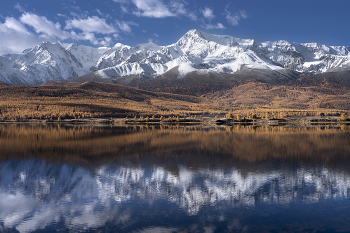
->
0;124;350;232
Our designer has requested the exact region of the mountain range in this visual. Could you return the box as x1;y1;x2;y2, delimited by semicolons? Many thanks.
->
1;29;350;87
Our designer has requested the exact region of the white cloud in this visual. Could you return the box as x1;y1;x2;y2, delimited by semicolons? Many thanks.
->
0;17;47;54
117;21;138;33
120;5;129;13
3;17;30;34
132;0;176;18
0;11;117;55
70;31;112;46
113;0;128;3
114;0;196;20
14;2;25;13
187;12;197;21
240;10;248;19
57;14;68;18
65;16;117;34
225;6;248;26
171;1;197;21
202;7;215;20
20;12;70;40
205;23;226;30
104;37;112;45
96;9;102;15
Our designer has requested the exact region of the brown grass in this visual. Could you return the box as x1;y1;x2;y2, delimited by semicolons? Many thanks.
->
0;80;349;120
204;81;350;117
0;82;205;120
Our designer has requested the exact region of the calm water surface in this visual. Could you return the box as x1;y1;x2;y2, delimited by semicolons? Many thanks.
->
0;124;350;232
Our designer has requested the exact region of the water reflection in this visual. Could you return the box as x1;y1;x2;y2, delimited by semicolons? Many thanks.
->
0;124;350;232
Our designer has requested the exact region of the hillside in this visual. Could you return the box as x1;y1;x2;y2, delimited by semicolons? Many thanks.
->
0;82;202;120
0;77;349;121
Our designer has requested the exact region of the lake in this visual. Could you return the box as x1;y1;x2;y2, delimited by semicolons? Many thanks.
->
0;124;350;232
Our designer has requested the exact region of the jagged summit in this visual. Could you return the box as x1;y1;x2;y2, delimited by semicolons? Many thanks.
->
1;29;350;86
178;29;255;47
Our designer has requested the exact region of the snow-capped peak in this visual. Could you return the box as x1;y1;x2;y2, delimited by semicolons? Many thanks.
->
1;29;350;85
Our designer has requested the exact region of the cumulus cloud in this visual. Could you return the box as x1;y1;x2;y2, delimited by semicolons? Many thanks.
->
205;23;225;30
0;17;48;54
3;17;30;34
202;7;215;20
132;0;175;18
65;16;117;34
0;11;120;55
115;0;196;20
20;13;70;40
69;31;112;46
225;6;248;26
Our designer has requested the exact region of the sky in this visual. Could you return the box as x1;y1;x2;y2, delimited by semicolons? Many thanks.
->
0;0;350;55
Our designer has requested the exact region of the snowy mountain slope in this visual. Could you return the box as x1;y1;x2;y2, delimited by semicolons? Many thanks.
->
1;29;350;86
91;42;162;71
92;29;350;84
65;43;110;76
0;42;110;85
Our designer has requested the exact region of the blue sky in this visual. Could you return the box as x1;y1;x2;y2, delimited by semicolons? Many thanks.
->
0;0;349;55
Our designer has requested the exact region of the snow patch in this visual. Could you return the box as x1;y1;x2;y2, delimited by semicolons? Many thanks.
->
177;63;197;78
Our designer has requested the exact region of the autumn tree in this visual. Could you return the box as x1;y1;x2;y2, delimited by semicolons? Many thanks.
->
341;113;348;121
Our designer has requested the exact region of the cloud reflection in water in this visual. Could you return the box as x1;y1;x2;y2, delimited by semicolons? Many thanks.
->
0;159;350;232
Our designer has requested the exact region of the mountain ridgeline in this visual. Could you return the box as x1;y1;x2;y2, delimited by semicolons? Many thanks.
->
0;29;350;89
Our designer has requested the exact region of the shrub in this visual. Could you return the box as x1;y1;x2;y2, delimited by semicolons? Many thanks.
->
215;115;219;119
236;114;241;121
226;113;233;119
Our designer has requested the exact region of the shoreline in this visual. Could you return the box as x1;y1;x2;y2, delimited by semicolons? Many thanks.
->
0;116;349;128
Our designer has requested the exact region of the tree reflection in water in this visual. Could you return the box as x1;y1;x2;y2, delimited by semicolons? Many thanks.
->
0;124;350;232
